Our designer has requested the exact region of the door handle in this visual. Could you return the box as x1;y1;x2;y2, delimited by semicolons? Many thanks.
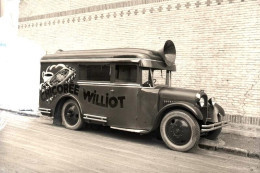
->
110;89;114;92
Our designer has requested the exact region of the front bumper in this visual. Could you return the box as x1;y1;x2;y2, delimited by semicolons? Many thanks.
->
201;120;229;132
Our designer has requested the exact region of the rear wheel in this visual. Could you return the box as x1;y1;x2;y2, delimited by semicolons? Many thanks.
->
61;99;84;130
160;110;200;152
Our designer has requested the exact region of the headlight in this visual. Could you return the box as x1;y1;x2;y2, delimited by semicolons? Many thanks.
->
199;98;205;107
209;97;216;106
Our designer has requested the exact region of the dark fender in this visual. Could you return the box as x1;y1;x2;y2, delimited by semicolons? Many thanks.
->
151;101;203;131
208;103;225;123
53;94;83;125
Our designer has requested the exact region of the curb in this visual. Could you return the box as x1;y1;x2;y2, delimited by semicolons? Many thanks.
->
0;108;40;118
199;143;260;160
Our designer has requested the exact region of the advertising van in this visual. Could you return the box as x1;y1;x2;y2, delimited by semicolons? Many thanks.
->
39;40;228;152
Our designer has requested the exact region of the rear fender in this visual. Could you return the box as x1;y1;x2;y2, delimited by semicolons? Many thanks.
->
53;94;82;125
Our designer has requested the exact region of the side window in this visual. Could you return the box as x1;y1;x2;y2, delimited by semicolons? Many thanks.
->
79;64;110;81
115;65;137;83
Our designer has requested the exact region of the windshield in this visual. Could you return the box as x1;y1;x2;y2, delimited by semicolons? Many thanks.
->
142;68;170;87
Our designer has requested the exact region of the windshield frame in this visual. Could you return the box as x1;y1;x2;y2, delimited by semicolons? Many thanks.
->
141;68;172;87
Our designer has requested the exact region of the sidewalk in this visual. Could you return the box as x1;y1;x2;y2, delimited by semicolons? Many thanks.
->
199;123;260;159
0;107;259;159
200;133;260;159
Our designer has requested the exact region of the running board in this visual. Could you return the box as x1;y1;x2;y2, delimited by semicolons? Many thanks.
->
110;126;148;134
38;108;51;116
83;114;107;123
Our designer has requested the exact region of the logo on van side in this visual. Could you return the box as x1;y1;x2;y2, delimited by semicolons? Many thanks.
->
40;64;77;102
83;89;126;108
41;83;80;101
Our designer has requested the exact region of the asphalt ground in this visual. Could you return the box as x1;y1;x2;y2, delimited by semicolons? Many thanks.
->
0;110;259;172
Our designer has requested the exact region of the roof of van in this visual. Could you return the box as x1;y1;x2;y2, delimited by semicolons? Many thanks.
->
41;48;176;71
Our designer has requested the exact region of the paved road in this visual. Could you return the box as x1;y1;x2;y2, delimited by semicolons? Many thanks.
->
0;111;259;173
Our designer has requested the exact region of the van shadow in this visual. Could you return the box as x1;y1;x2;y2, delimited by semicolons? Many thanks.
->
39;119;163;148
80;124;201;153
41;120;201;153
80;124;166;149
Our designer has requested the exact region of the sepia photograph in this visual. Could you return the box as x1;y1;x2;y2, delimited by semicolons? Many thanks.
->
0;0;259;172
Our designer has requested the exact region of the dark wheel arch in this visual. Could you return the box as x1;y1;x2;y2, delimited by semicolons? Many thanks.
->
54;95;82;126
152;102;203;132
160;110;200;152
61;99;84;130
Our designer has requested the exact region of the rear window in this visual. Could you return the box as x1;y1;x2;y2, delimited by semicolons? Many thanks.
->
79;65;110;81
115;65;137;83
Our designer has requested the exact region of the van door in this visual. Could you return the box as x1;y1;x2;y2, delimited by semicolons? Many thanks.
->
108;64;141;129
77;64;112;123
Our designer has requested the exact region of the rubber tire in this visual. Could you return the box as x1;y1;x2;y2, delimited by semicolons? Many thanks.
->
61;99;84;130
205;128;222;140
160;110;200;152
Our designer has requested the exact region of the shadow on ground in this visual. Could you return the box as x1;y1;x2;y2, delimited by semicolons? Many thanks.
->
39;118;202;154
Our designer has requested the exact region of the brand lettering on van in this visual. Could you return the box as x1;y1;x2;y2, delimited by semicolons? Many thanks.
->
41;84;80;101
83;89;125;108
40;64;77;103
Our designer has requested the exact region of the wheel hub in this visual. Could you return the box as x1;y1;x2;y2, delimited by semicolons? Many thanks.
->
166;117;192;146
64;104;79;126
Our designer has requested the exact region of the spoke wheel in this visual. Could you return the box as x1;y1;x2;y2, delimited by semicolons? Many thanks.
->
165;117;192;146
61;99;84;130
160;110;200;152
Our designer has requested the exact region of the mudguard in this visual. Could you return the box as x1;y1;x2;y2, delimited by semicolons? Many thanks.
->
53;94;83;126
208;103;226;123
201;104;227;132
152;101;203;131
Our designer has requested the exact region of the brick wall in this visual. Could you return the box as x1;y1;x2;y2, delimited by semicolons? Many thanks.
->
18;0;260;123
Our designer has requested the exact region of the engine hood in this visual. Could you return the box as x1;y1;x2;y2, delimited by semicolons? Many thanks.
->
158;86;206;104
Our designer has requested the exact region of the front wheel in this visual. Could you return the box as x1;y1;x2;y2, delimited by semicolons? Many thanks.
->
160;110;200;152
61;99;84;130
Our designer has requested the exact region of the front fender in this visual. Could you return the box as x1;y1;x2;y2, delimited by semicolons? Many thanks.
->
214;103;225;116
151;101;203;131
208;103;225;123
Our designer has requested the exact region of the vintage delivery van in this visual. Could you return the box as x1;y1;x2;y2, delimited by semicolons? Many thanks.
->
39;40;228;152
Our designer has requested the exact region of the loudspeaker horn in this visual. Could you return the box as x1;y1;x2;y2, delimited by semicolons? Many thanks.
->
158;40;176;67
